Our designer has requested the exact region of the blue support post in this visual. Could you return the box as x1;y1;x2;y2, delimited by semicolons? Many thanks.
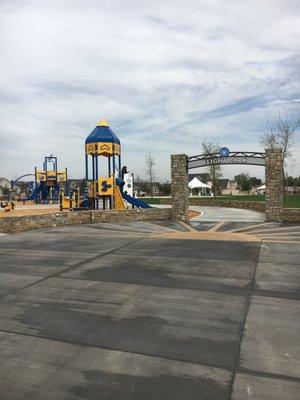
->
119;155;121;177
92;156;95;209
112;155;116;176
92;156;95;181
85;154;89;181
95;155;99;209
95;155;99;180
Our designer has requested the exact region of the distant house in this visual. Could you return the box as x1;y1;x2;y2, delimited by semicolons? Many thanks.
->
217;179;240;195
188;174;241;195
0;178;10;197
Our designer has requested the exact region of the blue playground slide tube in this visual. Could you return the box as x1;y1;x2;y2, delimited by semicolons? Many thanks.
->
28;184;42;201
121;191;152;209
116;177;151;209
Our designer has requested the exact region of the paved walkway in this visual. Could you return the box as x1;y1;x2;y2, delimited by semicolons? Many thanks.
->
188;206;300;243
191;205;265;222
0;220;299;399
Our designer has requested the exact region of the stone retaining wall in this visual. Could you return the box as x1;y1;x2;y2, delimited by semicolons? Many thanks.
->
151;198;266;212
265;148;284;222
283;208;300;223
189;199;266;212
0;208;172;234
171;154;189;221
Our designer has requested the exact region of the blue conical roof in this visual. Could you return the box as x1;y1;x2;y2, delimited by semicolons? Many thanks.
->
85;119;120;145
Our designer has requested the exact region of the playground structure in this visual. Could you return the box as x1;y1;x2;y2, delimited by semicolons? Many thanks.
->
60;119;150;211
29;156;68;204
3;119;150;213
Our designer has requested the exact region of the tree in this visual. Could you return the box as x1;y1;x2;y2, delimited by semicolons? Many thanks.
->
80;179;87;195
260;108;300;171
157;181;171;196
287;176;300;187
134;176;149;196
2;187;10;195
234;172;252;192
18;182;32;196
249;176;262;187
260;108;300;196
202;138;222;197
145;152;156;197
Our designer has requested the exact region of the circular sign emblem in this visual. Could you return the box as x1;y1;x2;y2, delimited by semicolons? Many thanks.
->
219;147;230;157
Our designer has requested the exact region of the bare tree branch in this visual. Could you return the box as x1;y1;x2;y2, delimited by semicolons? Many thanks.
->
260;107;300;169
260;107;300;196
145;152;156;197
201;137;222;198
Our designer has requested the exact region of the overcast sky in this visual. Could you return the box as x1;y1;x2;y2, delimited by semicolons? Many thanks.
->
0;0;299;181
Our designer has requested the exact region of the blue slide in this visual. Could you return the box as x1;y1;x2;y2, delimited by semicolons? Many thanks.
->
116;177;151;208
121;191;152;209
28;184;42;201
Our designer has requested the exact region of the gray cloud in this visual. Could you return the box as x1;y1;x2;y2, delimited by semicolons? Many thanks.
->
0;0;299;181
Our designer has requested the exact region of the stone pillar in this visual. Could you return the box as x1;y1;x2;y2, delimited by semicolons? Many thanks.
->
171;154;189;221
265;148;284;223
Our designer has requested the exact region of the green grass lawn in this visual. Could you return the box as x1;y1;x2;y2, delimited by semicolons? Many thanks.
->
143;195;300;208
142;197;165;204
284;195;300;208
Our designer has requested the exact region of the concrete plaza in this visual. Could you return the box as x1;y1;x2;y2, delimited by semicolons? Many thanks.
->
0;215;299;399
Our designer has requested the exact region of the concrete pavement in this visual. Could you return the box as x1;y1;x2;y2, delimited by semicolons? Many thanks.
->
0;221;299;399
191;205;265;222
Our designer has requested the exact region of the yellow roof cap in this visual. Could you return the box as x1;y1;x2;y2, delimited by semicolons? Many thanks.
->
97;119;109;127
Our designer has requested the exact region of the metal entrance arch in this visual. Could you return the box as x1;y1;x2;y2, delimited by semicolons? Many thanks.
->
170;148;284;223
188;151;265;169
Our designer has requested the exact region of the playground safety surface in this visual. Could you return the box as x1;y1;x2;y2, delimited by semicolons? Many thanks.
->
0;219;299;399
0;203;59;218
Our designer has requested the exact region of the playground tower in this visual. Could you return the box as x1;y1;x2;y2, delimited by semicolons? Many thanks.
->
31;156;67;203
85;119;125;210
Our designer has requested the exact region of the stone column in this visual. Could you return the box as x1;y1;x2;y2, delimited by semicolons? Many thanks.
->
265;148;284;223
171;154;189;221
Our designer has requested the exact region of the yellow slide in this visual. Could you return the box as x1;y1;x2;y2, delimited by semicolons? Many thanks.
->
114;186;125;210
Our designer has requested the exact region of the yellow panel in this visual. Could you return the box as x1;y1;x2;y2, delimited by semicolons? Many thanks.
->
61;196;71;210
114;186;125;210
86;143;96;155
86;142;121;156
114;144;121;155
57;172;67;182
46;171;57;181
98;142;113;156
36;171;46;183
99;177;114;196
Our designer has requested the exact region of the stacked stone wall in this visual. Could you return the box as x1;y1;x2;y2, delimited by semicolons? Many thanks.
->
283;208;300;223
265;148;284;222
152;197;266;212
171;154;189;221
189;199;265;212
0;208;172;234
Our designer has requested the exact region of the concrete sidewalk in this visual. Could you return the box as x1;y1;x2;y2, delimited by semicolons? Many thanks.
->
0;221;299;399
191;205;265;222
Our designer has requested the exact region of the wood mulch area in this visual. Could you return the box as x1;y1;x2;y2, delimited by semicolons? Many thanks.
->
0;205;61;218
